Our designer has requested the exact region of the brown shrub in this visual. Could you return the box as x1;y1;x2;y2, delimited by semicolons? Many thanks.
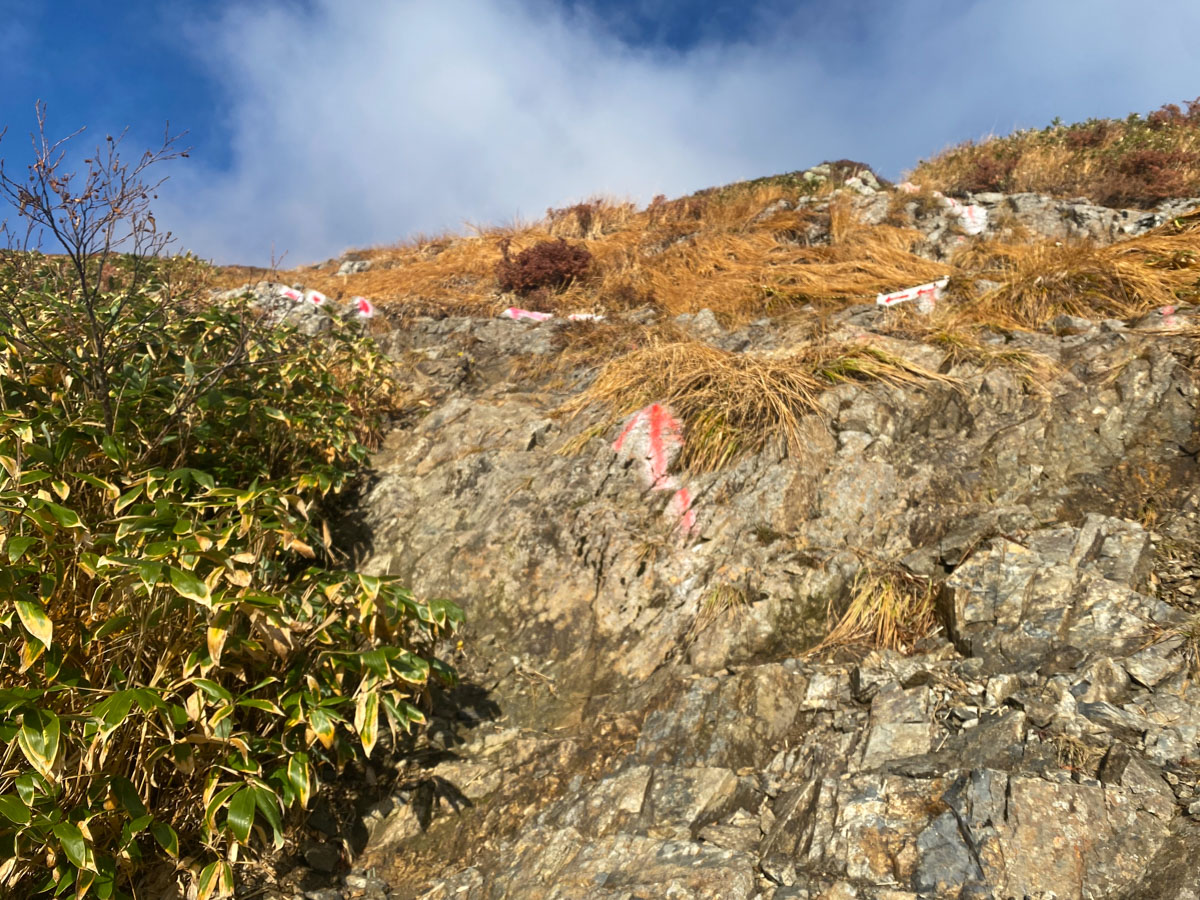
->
961;152;1017;192
496;237;592;296
1100;149;1200;206
1065;121;1113;150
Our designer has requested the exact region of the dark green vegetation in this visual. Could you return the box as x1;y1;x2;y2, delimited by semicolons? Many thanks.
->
0;112;460;898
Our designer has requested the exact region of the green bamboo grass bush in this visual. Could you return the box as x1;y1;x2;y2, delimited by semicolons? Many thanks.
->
0;111;461;899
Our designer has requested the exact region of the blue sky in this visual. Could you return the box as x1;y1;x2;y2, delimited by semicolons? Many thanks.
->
4;1;1200;265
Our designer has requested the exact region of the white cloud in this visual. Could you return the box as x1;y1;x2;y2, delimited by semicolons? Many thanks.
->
159;0;1200;265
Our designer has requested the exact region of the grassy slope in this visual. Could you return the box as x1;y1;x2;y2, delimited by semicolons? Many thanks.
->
909;98;1200;205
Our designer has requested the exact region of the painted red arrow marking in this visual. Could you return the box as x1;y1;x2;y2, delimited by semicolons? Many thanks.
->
614;403;682;490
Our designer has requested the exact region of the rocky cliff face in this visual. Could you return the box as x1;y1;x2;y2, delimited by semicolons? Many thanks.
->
287;191;1200;900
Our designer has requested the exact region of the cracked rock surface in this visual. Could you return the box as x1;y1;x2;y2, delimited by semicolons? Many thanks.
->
285;197;1200;900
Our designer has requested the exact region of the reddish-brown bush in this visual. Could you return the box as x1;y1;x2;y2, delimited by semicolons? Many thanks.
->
1100;149;1200;205
496;237;592;296
960;153;1017;193
1065;121;1112;149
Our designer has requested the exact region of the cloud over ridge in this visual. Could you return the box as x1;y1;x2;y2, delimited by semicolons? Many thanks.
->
160;0;1200;265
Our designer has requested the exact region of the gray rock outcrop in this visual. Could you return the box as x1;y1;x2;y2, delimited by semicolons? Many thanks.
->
276;195;1200;900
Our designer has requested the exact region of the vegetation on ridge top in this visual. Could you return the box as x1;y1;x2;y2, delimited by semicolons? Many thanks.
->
910;97;1200;205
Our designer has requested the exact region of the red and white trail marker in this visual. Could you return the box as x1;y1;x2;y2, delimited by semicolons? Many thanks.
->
612;403;696;536
305;289;328;306
352;296;376;318
501;307;554;322
877;276;949;313
499;308;605;323
893;183;988;235
613;403;684;490
941;196;988;235
279;287;303;302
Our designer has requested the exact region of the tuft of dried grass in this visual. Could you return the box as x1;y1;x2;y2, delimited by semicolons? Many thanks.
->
571;338;955;471
686;583;752;644
812;566;937;656
218;185;948;327
910;101;1200;206
957;216;1200;328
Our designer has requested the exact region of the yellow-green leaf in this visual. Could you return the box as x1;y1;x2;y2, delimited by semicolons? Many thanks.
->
169;567;212;607
287;753;312;809
195;860;233;900
5;535;37;563
15;601;52;648
308;707;336;749
226;787;256;844
113;485;143;513
354;691;379;757
17;707;60;779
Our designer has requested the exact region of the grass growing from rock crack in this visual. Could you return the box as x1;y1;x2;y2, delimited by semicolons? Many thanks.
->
813;566;938;656
569;339;956;471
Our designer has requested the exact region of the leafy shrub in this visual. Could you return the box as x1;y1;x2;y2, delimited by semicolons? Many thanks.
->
910;97;1200;205
495;237;591;297
0;112;461;899
1100;148;1200;206
960;151;1017;193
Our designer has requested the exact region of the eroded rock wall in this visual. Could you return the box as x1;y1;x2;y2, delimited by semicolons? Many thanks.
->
280;191;1200;900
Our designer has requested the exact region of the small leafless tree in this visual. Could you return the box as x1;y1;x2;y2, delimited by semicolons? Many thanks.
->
0;102;190;431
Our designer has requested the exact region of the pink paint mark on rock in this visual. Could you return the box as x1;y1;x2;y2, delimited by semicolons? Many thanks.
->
613;403;696;535
280;287;303;302
501;307;553;322
305;289;327;306
613;403;684;490
668;486;696;536
353;296;376;318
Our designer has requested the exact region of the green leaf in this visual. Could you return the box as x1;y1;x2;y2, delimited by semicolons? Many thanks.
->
113;485;143;514
90;691;136;738
109;776;146;818
100;436;123;463
52;821;87;869
168;566;211;607
252;786;284;848
41;501;83;528
225;787;256;844
354;691;379;757
15;601;53;648
17;706;60;779
204;784;239;832
0;795;31;825
150;821;179;858
190;679;233;703
307;707;336;749
5;535;37;563
195;860;232;900
287;753;312;809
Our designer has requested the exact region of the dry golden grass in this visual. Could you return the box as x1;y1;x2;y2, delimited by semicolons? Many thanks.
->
911;104;1200;205
955;214;1200;328
212;182;951;326
812;565;937;656
570;338;957;471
